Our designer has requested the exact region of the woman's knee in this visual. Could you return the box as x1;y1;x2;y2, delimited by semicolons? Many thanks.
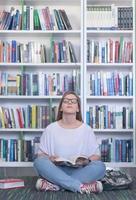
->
33;156;49;169
91;160;106;174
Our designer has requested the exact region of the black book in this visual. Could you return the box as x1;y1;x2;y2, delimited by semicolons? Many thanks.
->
68;41;77;63
59;9;72;30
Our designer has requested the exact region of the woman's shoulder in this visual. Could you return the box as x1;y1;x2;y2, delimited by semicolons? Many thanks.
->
46;121;58;130
81;123;94;134
82;122;93;130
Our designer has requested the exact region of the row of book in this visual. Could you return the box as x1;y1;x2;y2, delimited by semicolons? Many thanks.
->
0;6;72;30
88;71;133;96
0;136;133;163
87;38;133;64
0;39;77;63
0;136;40;162
0;105;58;129
100;138;133;162
0;70;80;96
86;105;133;129
87;5;133;30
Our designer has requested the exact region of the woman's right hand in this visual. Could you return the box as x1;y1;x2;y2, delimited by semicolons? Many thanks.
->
49;155;59;162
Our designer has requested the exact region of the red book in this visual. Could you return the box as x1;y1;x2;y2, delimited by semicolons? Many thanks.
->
16;108;24;128
0;178;24;189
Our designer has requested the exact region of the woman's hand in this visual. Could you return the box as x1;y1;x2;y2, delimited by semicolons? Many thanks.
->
89;154;101;161
49;155;59;162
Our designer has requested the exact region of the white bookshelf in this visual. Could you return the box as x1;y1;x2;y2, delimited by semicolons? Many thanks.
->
0;0;84;166
84;0;136;167
0;0;136;168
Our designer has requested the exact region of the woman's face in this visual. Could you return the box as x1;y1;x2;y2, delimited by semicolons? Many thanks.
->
61;94;79;114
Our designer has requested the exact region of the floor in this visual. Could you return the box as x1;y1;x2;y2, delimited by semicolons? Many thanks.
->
0;176;135;200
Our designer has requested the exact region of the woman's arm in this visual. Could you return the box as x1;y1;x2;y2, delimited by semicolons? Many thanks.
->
37;150;58;162
88;154;101;161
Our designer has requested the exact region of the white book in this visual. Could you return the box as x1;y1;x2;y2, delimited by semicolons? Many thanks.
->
7;139;10;162
34;42;41;63
115;106;123;129
103;73;107;96
54;156;90;167
38;72;44;96
0;139;3;161
13;107;19;128
111;4;118;28
18;139;21;162
0;178;24;189
30;6;34;30
38;9;46;30
52;11;58;30
126;107;129;129
91;40;94;63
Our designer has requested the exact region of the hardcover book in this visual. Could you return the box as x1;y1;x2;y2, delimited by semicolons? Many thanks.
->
0;178;24;189
54;156;90;167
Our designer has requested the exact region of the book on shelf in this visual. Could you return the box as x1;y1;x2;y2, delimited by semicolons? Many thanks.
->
0;178;24;189
87;4;133;30
54;156;90;167
100;138;133;162
87;4;118;30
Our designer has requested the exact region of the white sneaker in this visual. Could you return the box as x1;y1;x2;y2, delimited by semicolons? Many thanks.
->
80;181;103;194
36;178;60;191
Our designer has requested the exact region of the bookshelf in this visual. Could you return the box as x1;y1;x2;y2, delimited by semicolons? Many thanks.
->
0;0;83;167
0;0;136;168
84;0;136;167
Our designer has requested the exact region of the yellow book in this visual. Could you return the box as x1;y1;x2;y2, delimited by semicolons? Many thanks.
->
32;105;36;128
0;107;5;128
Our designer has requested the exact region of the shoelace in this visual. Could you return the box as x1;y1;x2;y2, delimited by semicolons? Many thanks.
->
81;182;97;193
41;179;59;191
41;179;49;190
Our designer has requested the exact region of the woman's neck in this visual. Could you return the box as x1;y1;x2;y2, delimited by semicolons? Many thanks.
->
58;114;82;128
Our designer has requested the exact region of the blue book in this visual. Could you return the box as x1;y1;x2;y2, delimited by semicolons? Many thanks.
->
121;140;127;162
115;140;120;162
86;111;90;126
11;40;17;63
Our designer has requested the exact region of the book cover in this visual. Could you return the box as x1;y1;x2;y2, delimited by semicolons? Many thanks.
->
54;156;90;167
0;178;24;189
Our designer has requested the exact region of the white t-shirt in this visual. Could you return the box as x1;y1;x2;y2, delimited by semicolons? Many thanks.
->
38;121;100;159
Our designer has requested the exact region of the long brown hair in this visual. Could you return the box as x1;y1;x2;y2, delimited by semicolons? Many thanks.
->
56;91;83;121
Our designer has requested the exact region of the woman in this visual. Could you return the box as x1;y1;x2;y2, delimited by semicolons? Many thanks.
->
34;91;106;193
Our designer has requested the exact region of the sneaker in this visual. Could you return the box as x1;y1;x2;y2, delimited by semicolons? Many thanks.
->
80;181;103;194
36;178;60;191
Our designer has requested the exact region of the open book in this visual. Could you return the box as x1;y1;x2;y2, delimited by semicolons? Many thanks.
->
54;156;90;167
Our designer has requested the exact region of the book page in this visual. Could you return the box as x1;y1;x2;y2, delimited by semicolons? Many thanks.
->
54;156;90;167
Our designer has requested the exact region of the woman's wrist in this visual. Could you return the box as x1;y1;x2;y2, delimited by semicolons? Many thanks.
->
88;158;91;162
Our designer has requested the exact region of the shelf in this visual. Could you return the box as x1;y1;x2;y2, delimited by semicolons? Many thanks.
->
87;30;133;37
0;162;33;167
0;0;135;170
0;129;44;132
105;162;136;168
0;0;80;6
0;162;135;168
93;129;134;133
0;128;133;133
85;0;135;168
0;63;81;67
87;96;133;100
86;63;133;68
0;96;62;99
0;30;81;37
87;0;133;6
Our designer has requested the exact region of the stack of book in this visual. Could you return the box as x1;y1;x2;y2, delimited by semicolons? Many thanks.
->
0;178;24;189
